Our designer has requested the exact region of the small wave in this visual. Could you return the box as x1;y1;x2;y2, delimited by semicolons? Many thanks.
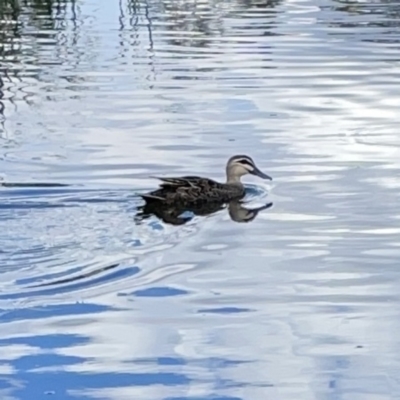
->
0;187;203;305
244;183;272;203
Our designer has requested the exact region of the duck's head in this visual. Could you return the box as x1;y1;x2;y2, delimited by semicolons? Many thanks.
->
226;155;272;183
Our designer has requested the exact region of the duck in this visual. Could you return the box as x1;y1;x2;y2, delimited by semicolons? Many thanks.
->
140;154;272;206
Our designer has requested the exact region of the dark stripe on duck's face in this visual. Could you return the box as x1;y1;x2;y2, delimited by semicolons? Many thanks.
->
236;158;254;168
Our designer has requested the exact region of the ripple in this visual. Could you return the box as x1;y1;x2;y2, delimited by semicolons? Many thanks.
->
131;287;189;298
0;186;203;306
197;307;253;315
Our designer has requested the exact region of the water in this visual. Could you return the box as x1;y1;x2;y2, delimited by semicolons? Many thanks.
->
1;0;400;398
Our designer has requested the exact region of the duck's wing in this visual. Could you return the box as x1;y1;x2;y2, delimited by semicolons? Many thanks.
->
140;176;202;202
153;176;210;188
142;176;228;203
174;177;237;203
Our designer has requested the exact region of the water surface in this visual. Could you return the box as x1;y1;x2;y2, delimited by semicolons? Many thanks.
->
1;0;400;399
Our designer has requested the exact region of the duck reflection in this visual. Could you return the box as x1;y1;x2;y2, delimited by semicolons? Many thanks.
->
135;199;272;225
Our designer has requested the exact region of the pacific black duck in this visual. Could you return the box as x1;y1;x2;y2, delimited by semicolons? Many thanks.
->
140;155;272;206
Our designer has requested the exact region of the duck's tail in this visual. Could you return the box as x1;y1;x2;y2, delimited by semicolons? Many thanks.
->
140;193;165;203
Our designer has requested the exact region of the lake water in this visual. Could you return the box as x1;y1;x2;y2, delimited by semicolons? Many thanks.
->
1;0;400;399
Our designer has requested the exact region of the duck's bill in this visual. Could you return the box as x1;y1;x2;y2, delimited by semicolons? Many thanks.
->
251;167;272;180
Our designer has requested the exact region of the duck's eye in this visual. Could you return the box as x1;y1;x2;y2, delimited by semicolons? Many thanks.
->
237;159;253;168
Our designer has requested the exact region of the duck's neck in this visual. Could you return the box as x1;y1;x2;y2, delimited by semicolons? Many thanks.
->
226;175;243;185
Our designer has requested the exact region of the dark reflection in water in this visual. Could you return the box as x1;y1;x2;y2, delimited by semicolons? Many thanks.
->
125;0;282;49
136;198;273;225
0;0;78;123
324;0;400;44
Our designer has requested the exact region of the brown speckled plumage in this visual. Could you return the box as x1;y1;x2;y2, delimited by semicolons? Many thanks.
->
141;176;245;206
140;155;272;207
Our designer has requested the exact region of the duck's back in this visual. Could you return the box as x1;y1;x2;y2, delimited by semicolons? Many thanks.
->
142;176;245;205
